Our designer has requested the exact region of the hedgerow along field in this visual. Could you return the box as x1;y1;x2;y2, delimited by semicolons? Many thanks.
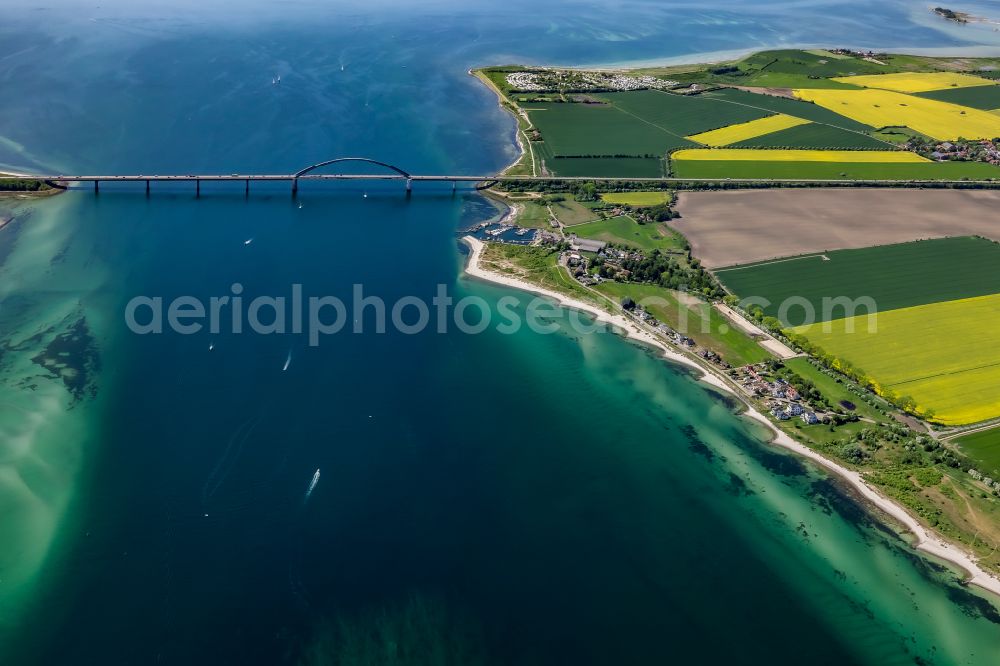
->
714;237;1000;323
670;159;1000;180
671;149;927;162
789;293;1000;425
795;88;1000;140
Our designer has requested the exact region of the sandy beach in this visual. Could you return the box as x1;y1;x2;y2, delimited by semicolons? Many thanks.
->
462;234;1000;599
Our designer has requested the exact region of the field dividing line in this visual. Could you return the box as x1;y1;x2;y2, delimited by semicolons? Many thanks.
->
606;103;693;142
942;421;1000;442
889;358;1000;388
653;88;899;148
715;253;829;273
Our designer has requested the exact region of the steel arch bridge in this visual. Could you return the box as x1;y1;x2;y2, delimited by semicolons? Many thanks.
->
292;157;412;179
292;157;412;194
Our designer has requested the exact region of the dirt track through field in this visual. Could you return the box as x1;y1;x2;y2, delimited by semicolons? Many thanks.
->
673;189;1000;268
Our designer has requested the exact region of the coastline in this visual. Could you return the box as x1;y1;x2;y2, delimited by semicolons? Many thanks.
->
494;43;1000;72
468;69;534;177
0;171;62;199
461;234;1000;600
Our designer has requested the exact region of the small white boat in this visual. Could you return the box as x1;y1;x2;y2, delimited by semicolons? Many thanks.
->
244;238;254;246
208;342;215;351
282;350;292;371
305;468;321;499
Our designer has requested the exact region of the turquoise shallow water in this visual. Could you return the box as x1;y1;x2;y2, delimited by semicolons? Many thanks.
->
2;1;1000;664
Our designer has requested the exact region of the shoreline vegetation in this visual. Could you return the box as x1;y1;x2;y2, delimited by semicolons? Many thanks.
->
461;235;1000;599
469;46;1000;600
0;173;60;198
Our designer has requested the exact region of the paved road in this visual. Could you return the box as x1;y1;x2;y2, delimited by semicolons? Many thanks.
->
5;173;1000;185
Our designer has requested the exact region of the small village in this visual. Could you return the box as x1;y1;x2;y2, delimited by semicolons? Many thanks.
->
505;69;679;93
914;138;1000;166
559;238;840;432
606;280;835;427
560;241;815;417
732;363;828;425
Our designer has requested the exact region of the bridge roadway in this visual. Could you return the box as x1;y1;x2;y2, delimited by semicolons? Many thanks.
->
5;155;999;192
8;173;1000;187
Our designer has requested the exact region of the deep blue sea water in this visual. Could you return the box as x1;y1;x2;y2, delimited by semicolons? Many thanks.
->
2;1;1000;664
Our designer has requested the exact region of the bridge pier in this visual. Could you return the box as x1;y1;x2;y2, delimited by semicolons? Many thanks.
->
196;179;200;198
146;179;150;196
291;178;298;197
452;180;456;195
245;179;250;197
94;180;99;194
406;178;412;198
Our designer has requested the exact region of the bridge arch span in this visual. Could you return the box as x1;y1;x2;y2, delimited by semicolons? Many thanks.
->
293;157;411;179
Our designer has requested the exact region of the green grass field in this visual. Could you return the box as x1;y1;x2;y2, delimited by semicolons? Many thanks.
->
954;427;1000;478
527;102;693;156
567;215;685;251
743;72;862;89
546;157;664;177
511;200;553;229
670;159;1000;180
915;84;1000;110
599;191;671;206
598;90;771;136
715;237;1000;322
731;122;889;149
783;357;883;420
737;49;887;78
548;199;600;226
593;282;770;366
673;50;887;90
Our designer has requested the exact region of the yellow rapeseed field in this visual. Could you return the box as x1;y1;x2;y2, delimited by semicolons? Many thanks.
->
791;293;1000;425
794;88;1000;140
831;71;996;93
671;148;928;162
687;114;811;146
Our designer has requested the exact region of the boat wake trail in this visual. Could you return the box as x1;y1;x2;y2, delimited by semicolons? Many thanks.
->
200;413;265;507
289;467;324;609
303;468;320;503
